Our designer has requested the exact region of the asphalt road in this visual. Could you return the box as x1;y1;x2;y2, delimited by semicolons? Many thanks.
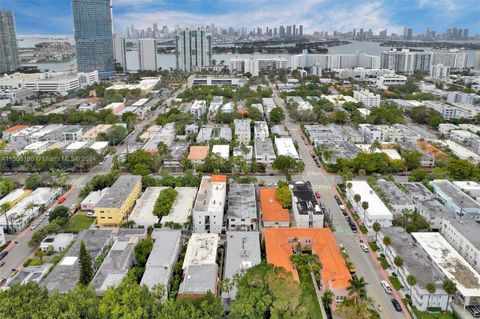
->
272;87;406;319
0;84;187;282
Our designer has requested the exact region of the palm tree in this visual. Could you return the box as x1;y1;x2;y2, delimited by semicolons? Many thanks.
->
346;182;353;191
347;276;368;304
151;283;165;302
393;256;403;273
221;277;234;300
52;170;70;188
322;290;334;309
425;282;436;308
35;249;46;263
443;279;457;312
361;201;369;220
406;274;417;299
353;194;361;213
358;169;366;178
0;203;11;233
383;236;391;250
372;222;381;242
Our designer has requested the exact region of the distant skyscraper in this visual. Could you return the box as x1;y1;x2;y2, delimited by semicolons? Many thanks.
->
113;36;127;71
0;10;19;74
463;28;469;39
286;26;292;37
138;39;158;71
72;0;115;76
175;27;212;72
299;25;303;36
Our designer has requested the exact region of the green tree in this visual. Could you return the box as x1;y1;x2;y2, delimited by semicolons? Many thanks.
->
0;282;49;318
49;205;69;222
47;285;99;319
425;282;436;308
125;150;156;174
353;194;361;212
443;279;457;312
347;276;368;304
406;274;417;298
276;184;292;208
99;125;128;146
134;237;153;268
322;290;334;309
71;148;102;172
35;249;46;263
393;256;403;273
372;222;381;241
25;174;42;189
383;236;391;249
272;155;304;179
79;241;93;285
269;107;285;123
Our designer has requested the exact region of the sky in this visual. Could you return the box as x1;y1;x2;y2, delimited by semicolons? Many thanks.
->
1;0;480;36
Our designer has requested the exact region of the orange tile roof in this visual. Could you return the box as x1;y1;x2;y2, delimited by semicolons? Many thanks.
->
265;228;351;289
187;146;209;160
4;125;27;133
259;188;290;223
416;141;447;157
210;175;227;183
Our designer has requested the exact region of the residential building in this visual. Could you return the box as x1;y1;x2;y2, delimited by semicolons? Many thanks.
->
226;184;257;231
141;229;182;301
80;187;110;211
143;123;175;153
265;228;351;310
439;123;460;135
92;229;147;294
163;142;190;169
271;125;289;137
430;64;450;79
447;91;477;107
229;57;287;77
72;0;114;76
274;137;299;159
192;175;227;233
431;51;468;69
262;98;277;119
42;230;114;293
113;36;127;71
178;264;218;298
376;74;408;88
290;181;324;228
222;232;261;308
450;130;478;146
0;10;19;73
376;180;415;213
6;264;51;288
441;218;480;274
190;100;207;119
412;232;480;307
254;138;276;166
253;121;269;141
380;49;431;74
259;188;290;228
429;179;480;220
138;39;157;71
211;144;229;160
82;124;112;141
187;145;209;164
94;175;142;226
208;96;223;118
424;100;474;120
291;52;380;70
233;145;253;163
40;233;75;253
128;187;166;228
287;96;313;112
161;187;197;227
441;140;480;163
176;28;212;72
333;68;394;79
378;228;448;311
234;119;251;144
353;90;381;108
196;124;232;143
183;233;219;269
189;76;246;87
453;181;480;198
346;181;393;228
0;188;31;208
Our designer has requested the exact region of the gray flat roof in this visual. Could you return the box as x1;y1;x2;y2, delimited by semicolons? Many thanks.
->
418;199;455;219
444;218;480;250
179;264;218;295
402;182;435;201
141;229;182;290
377;180;414;206
91;229;147;294
430;180;480;209
381;227;444;289
254;138;275;156
95;175;141;209
227;184;257;219
41;230;114;293
223;232;261;300
168;142;190;160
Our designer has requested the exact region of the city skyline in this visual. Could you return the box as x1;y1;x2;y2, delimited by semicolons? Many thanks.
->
2;0;480;36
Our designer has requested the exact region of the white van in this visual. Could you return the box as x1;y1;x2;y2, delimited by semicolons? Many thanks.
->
381;280;393;294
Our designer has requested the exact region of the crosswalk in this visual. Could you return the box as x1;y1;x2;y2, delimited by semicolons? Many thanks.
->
311;184;332;190
303;171;325;177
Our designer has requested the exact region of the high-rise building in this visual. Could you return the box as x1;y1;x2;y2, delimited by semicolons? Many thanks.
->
72;0;115;77
175;27;212;72
381;49;431;74
286;26;292;37
299;25;303;36
0;10;19;74
138;39;158;71
113;36;127;71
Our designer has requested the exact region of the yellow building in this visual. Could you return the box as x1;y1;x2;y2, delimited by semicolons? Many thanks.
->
94;175;142;226
0;188;32;209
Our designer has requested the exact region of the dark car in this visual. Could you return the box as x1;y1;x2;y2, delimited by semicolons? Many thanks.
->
0;251;8;261
391;299;402;312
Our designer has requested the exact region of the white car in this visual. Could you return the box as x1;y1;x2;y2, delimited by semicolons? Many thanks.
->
86;212;95;218
381;280;393;294
360;243;369;253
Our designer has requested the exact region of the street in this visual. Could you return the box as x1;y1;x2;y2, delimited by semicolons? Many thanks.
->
272;87;406;319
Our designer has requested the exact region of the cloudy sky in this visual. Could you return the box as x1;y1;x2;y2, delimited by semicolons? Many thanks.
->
2;0;480;36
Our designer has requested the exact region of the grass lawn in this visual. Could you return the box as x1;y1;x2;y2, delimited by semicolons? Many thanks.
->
359;224;368;234
298;269;323;319
389;276;403;290
62;214;95;233
368;241;380;252
412;306;455;319
377;257;391;269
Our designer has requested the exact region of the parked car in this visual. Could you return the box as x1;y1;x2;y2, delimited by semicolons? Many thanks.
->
0;251;8;261
381;280;393;294
0;261;5;267
347;263;356;274
57;197;66;204
391;299;402;312
86;212;95;218
360;243;369;253
467;306;480;318
30;223;38;230
0;278;6;286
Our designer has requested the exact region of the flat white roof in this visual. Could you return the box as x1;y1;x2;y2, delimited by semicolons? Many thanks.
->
442;140;480;162
132;98;149;107
161;187;197;225
90;141;109;150
274;137;299;159
128;187;166;227
0;188;28;206
412;232;480;297
182;233;219;269
66;141;88;150
211;144;229;160
380;149;402;160
348;181;393;217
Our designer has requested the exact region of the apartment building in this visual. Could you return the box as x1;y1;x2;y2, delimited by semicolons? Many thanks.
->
192;175;227;233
